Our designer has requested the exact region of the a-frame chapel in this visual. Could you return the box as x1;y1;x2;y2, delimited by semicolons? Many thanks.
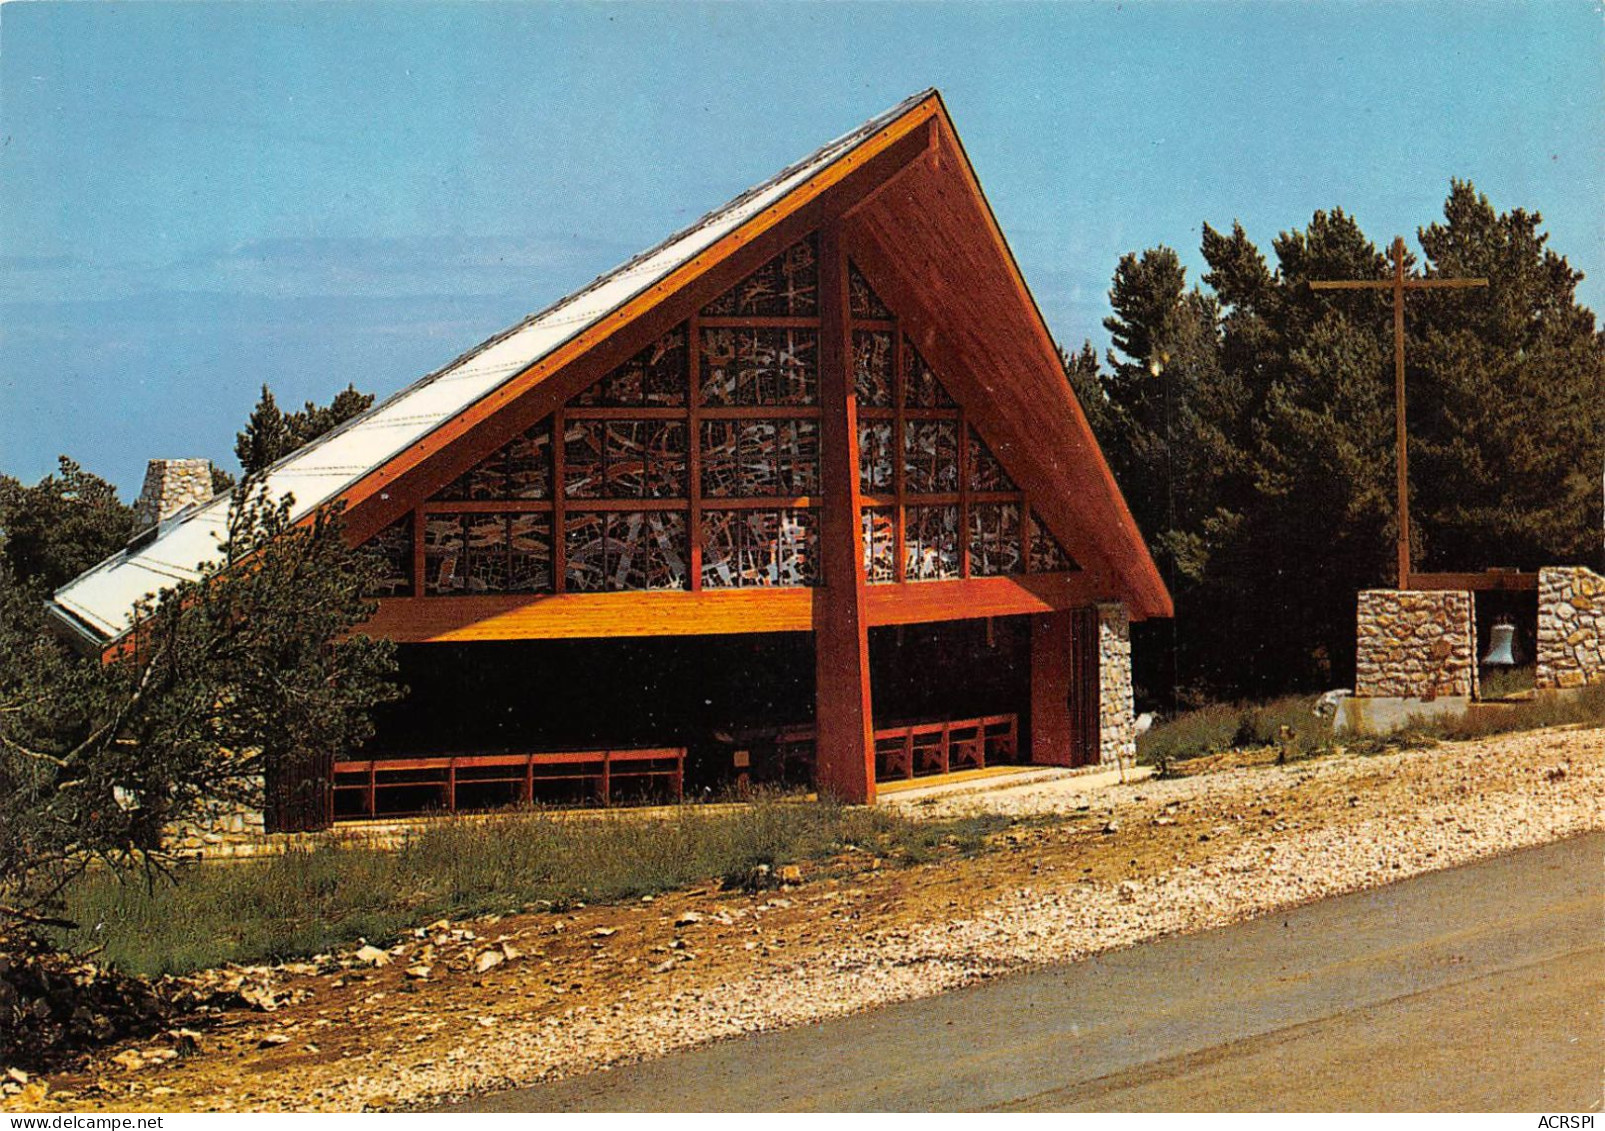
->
52;90;1170;829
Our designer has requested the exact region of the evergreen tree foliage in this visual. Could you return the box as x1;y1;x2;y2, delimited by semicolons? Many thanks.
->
1071;183;1603;704
234;383;375;475
234;385;292;477
0;480;400;918
0;458;137;594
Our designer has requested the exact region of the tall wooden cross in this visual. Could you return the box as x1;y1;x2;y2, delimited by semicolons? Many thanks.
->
1310;235;1486;588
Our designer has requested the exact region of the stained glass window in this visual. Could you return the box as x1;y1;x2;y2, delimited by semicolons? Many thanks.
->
969;502;1022;576
902;339;955;408
570;327;688;407
423;514;466;595
701;236;819;318
1029;510;1078;573
701;419;818;498
563;420;686;499
700;328;818;407
969;427;1017;493
424;513;552;595
362;514;414;597
858;420;895;495
905;505;961;580
433;420;552;502
849;261;894;321
564;511;688;592
853;329;895;407
904;420;960;494
862;507;896;584
701;508;818;588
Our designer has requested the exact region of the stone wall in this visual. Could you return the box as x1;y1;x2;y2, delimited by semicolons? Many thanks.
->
1536;566;1605;690
168;792;265;859
1097;602;1136;764
134;458;214;528
1355;589;1478;700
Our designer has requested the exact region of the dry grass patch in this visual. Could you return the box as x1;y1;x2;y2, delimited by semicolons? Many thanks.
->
52;798;1010;977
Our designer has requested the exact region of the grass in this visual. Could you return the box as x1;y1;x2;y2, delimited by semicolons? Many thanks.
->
53;797;1010;977
1426;681;1605;742
1140;682;1605;770
1138;694;1331;769
1478;664;1536;700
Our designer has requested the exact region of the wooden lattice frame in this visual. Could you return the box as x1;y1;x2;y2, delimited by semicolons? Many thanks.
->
368;241;835;597
849;262;1075;584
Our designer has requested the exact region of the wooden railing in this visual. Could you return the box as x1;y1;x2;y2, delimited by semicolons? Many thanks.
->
331;747;685;820
775;713;1019;784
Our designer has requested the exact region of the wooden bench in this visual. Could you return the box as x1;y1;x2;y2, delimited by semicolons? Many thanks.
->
775;713;1018;784
331;747;686;820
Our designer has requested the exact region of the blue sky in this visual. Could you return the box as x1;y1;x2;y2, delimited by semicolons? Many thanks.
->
2;1;1600;496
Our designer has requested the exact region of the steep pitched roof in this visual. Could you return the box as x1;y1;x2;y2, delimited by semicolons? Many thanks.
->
52;89;1169;643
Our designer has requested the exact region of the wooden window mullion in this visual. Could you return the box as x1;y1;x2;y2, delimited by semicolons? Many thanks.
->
688;315;704;591
1021;494;1035;574
959;406;971;579
411;507;425;597
553;408;567;594
893;327;907;583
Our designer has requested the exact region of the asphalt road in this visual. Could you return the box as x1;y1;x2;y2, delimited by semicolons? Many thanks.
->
457;833;1603;1112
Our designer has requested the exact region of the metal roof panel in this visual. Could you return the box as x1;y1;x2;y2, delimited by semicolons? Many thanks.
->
51;91;937;641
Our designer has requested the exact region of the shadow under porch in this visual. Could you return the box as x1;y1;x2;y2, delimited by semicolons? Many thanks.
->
348;616;1045;815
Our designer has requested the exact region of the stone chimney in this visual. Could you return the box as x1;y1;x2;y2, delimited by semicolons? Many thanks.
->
133;458;214;528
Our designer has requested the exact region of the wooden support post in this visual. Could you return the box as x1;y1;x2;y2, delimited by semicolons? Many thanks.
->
893;327;908;584
411;507;426;597
1030;609;1076;766
553;408;568;593
687;317;704;591
813;222;877;804
958;407;971;579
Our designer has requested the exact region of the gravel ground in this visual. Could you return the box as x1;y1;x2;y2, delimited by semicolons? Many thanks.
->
9;724;1601;1113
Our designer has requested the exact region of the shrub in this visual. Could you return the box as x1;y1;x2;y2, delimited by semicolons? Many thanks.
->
1139;694;1333;765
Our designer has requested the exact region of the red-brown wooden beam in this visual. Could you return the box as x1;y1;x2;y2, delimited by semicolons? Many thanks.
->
1407;570;1539;593
1030;610;1076;767
812;223;877;804
337;112;938;548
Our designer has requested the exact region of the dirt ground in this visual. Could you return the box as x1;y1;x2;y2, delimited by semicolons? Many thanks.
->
5;724;1601;1113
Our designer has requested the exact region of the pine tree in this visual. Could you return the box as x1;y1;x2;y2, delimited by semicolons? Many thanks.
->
1;481;400;918
235;385;292;476
234;383;376;476
0;458;137;593
1081;183;1600;702
1410;182;1605;569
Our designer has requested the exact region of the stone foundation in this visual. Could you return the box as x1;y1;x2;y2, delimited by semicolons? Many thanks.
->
1097;602;1135;765
1536;566;1605;690
168;793;266;859
1355;589;1478;700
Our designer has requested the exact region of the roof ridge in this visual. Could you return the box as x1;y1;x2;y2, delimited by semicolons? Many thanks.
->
50;89;941;638
235;88;939;488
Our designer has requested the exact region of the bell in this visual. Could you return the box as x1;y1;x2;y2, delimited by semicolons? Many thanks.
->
1482;620;1520;667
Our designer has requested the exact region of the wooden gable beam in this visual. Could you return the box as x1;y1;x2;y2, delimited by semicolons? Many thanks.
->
339;101;940;545
840;116;1169;620
842;224;1125;605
